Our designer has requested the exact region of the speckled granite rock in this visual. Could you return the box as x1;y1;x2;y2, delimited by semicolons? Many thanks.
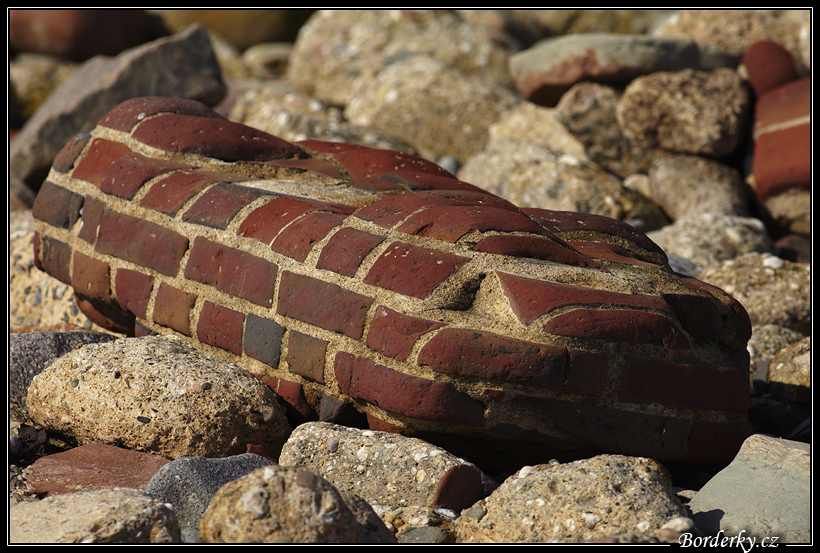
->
26;335;292;459
455;455;687;543
766;337;810;406
698;252;811;335
279;422;493;513
9;487;181;544
199;465;361;543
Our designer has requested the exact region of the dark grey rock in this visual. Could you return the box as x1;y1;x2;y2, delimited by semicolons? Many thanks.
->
144;453;275;543
9;23;225;207
9;330;118;421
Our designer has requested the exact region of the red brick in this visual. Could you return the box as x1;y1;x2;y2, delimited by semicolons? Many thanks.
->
396;205;549;243
564;349;609;397
543;308;693;350
52;131;91;173
418;328;567;389
315;227;385;277
38;236;72;284
740;40;798;97
286;331;328;384
432;464;484;512
270;211;348;262
619;357;750;411
364;242;469;299
334;352;484;427
298;140;451;181
505;394;691;460
99;152;192;199
662;293;721;342
114;268;154;319
682;420;752;463
71;251;110;302
152;283;197;336
471;234;604;270
184;237;277;308
277;271;372;339
523;207;666;258
139;171;220;215
238;196;355;247
99;96;224;132
378;169;484;192
566;241;663;268
497;271;670;325
256;374;316;422
680;276;752;344
31;181;84;230
352;189;517;229
131;112;306;161
77;195;106;244
73;294;135;336
366;306;446;361
197;301;245;355
181;183;265;230
95;211;188;276
243;314;285;369
71;139;132;187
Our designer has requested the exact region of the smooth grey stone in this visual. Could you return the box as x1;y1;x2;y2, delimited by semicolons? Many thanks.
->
145;453;275;543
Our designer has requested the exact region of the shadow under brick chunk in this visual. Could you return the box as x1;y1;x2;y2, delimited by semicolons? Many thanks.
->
334;352;484;427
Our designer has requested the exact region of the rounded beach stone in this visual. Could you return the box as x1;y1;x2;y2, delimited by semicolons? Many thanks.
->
616;68;750;158
455;455;686;543
199;465;358;543
9;487;180;544
25;335;291;459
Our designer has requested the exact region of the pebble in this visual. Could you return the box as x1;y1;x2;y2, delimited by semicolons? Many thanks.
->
9;9;811;545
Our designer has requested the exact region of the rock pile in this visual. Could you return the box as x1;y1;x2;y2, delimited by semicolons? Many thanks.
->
9;9;810;545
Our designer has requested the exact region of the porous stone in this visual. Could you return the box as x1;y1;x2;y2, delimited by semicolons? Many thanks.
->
455;456;687;543
653;9;811;76
199;465;360;543
554;81;662;178
699;253;811;335
9;329;118;421
287;10;515;108
30;96;754;472
747;324;806;384
144;453;276;543
766;337;810;406
344;54;520;163
9;488;181;544
510;33;739;106
26;443;170;497
616;68;750;158
25;335;292;459
687;434;810;543
279;422;492;512
646;154;750;220
457;136;668;231
647;214;774;270
229;82;417;153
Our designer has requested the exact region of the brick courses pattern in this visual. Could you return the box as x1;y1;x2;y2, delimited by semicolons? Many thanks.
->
31;97;753;465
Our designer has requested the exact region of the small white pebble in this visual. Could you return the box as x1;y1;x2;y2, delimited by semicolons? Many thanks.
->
636;521;652;532
762;255;784;269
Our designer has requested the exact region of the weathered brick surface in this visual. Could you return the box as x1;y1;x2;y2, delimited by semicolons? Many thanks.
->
31;96;754;467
